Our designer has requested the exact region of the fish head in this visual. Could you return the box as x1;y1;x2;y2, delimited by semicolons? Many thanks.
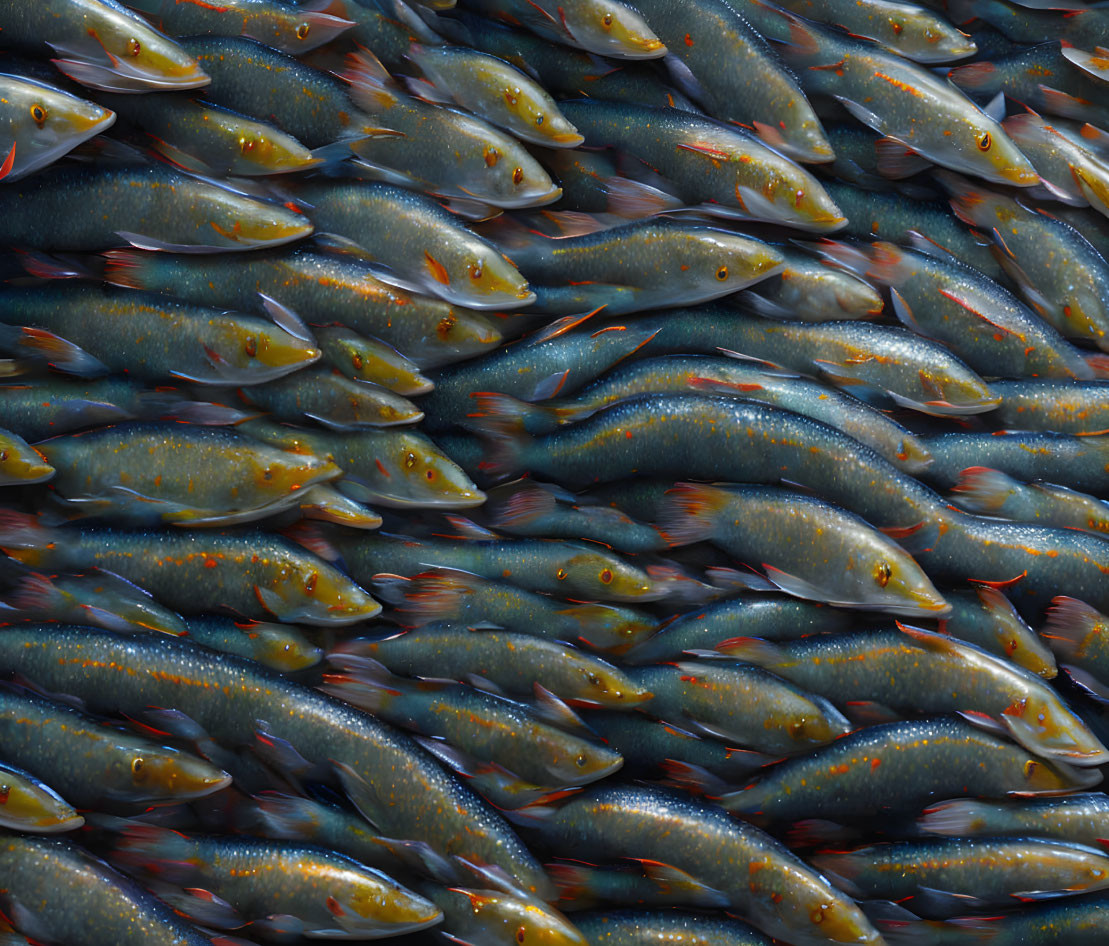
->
226;126;320;176
374;433;487;508
204;190;315;250
893;435;933;475
500;88;584;148
247;622;324;672
558;551;657;602
0;771;82;833
257;562;381;626
544;743;624;785
470;144;562;209
570;658;653;708
1004;696;1109;766
0;436;53;485
323;871;441;936
249;449;341;498
563;1;666;60
894;14;977;63
693;231;785;293
210;317;321;381
450;890;588;946
112;745;231;804
275;10;356;54
850;537;950;618
832;274;885;319
448;248;534;308
1018;754;1103;793
953;118;1039;187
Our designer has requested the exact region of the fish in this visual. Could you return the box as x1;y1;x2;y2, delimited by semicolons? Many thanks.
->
37;421;341;525
292;483;384;530
293;180;534;309
1043;596;1109;700
938;585;1058;678
316;325;432;396
0;625;553;897
720;716;1102;825
1003;111;1109;214
0;74;115;181
180;616;323;672
918;792;1109;850
525;784;883;946
0;0;210;92
0;762;82;834
0;684;231;809
110;824;442;939
559;99;845;230
0;429;52;486
990;378;1109;433
658;483;949;617
419;884;587;946
333;629;653;708
549;865;731;912
571;910;773;945
950;467;1109;534
626;660;852;754
0;164;312;253
407;43;584;147
0;512;381;625
719;625;1109;765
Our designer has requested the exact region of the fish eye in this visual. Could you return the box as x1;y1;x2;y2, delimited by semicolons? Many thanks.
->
600;568;613;584
240;137;256;154
1006;638;1018;655
131;757;146;780
890;20;903;34
874;561;892;587
404;452;417;470
575;754;587;767
512;167;524;185
602;12;613;27
305;572;318;594
715;266;728;281
556;568;567;580
0;451;7;462
977;132;992;151
0;784;8;804
425;469;436;481
468;262;483;281
586;672;601;686
30;103;46;125
484;147;499;167
244;336;257;357
352;353;363;370
296;22;311;40
262;468;273;481
1024;759;1039;778
535;114;544;125
516;928;526;944
127;38;141;57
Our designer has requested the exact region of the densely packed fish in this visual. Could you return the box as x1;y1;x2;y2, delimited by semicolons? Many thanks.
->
1;0;1109;943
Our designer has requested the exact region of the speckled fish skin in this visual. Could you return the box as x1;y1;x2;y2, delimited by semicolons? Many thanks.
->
772;13;1036;186
321;666;623;787
530;784;882;946
316;325;432;395
558;100;844;231
420;320;663;432
461;0;665;59
476;353;931;472
0;0;209;92
990;379;1109;433
0;429;52;486
921;430;1109;493
0;833;215;946
572;910;775;945
332;528;657;601
626;661;851;754
0;519;380;625
723;626;1108;764
950;467;1109;535
941;171;1109;349
879;895;1109;944
495;220;784;315
659;483;948;616
293;181;533;309
821;240;1094;380
37;422;341;524
180;615;322;672
234;367;423;429
720;716;1101;824
97;92;319;176
814;836;1109;911
334;628;652;707
408;44;584;147
125;0;354;53
1003;112;1109;213
0;284;320;385
918;792;1109;849
938;586;1057;678
111;826;442;939
0;762;82;833
625;594;851;664
625;0;832;162
0;163;312;252
419;884;587;946
775;0;975;62
102;247;503;369
0;74;115;181
373;568;658;654
0;685;230;809
239;420;487;509
960;0;1109;47
0;625;554;898
549;862;731;912
638;308;999;416
178;35;373;148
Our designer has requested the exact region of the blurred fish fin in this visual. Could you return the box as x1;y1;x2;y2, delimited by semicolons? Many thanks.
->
659;759;731;797
501;789;579;826
761;563;834;602
948;59;995;90
160;399;252;426
249;915;305;939
116;231;236;254
1033;85;1089;122
703;565;777;593
833;96;884;133
403;74;454;105
532;684;587;730
875;138;931;179
716;347;784;370
604;174;683;218
880;520;939;555
252;720;316;775
904;230;955;261
482;426;532;480
807;854;863;897
0;509;55;552
440;514;498;540
343;50;399;112
740;292;792;320
712;635;783;666
6;572;63;615
157;884;242;930
248;792;321;840
6;326;107;376
1061;664;1109;703
455;857;543;902
917;798;988;835
14;248;95;280
492;483;557;530
636;859;729;907
864;899;949;945
547;861;598;904
530;369;572;402
657;482;726;547
464;672;505;695
886;286;920;331
1044;595;1105;664
949;466;1016;514
148;137;215;176
259;294;315;344
332;760;384;829
527;306;605;346
956;709;1010;738
319;670;402;715
102;249;150;289
282;521;340;561
807;237;871;277
896;623;963;653
111;822;197;883
841;700;903;726
413;734;478;776
983;91;1006;123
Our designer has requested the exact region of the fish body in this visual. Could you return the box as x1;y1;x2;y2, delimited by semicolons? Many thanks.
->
334;628;652;707
0;74;114;180
626;661;851;754
0;284;319;385
0;762;81;833
558;99;844;231
1003;111;1109;214
293;483;383;530
991;378;1109;433
918;792;1109;849
0;625;553;897
571;910;775;945
421;885;586;946
939;586;1057;678
950;466;1109;534
721;717;1101;823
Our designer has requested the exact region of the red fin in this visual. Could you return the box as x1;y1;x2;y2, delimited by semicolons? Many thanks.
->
0;143;14;180
970;571;1027;589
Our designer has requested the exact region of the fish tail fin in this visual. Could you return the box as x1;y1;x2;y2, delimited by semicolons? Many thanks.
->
865;241;912;286
874;137;932;180
491;483;557;531
342;49;399;114
102;249;151;290
0;510;60;567
659;759;732;797
949;466;1018;514
111;823;197;884
1;325;107;376
948;59;996;90
657;482;727;547
917;798;991;836
466;391;556;436
807;853;864;898
711;635;786;667
246;792;323;841
381;568;480;624
782;11;823;58
603;174;683;217
319;664;404;716
477;422;533;481
935;170;1002;229
546;862;600;905
807;238;871;279
7;572;64;614
1043;595;1106;662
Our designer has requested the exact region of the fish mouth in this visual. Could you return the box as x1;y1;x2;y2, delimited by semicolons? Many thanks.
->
75;109;117;135
1000;164;1041;187
634;37;667;56
551;131;586;147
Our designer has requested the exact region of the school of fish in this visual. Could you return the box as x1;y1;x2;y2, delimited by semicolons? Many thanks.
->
1;0;1109;942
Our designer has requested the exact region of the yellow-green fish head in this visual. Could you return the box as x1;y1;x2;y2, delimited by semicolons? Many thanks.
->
447;250;534;309
952;118;1039;187
0;773;83;833
0;434;53;486
453;890;588;946
1006;695;1109;766
248;624;324;672
544;742;624;784
249;451;342;499
566;2;666;60
116;747;231;804
335;874;441;934
382;435;487;508
473;147;562;209
870;552;950;618
559;552;657;601
573;661;653;707
214;320;321;379
229;128;321;176
259;562;382;625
